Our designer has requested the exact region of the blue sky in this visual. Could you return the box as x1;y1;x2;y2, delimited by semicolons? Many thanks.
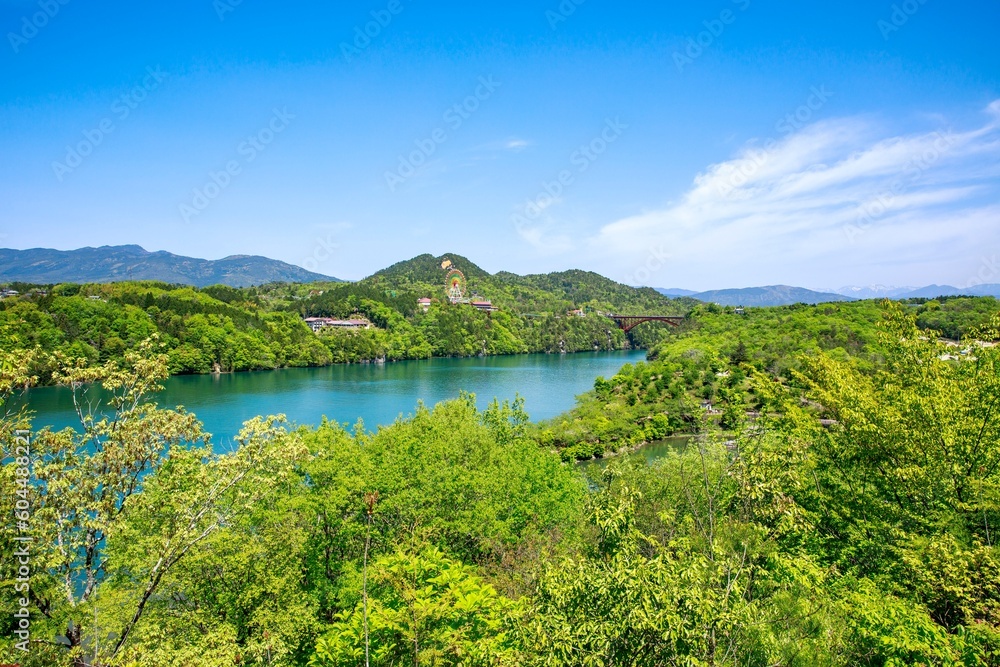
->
1;0;998;290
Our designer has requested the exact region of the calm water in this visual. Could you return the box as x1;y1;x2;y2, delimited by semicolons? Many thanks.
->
20;351;647;446
579;436;693;476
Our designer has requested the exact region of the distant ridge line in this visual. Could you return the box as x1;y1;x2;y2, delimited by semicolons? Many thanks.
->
655;284;1000;307
0;245;341;288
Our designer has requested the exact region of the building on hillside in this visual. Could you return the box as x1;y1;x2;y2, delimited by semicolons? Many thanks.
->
471;300;499;313
304;317;373;333
734;307;746;316
567;309;585;317
304;317;329;332
0;289;18;299
417;297;432;312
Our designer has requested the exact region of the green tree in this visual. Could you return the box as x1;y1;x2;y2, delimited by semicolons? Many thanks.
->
0;341;306;666
311;545;518;667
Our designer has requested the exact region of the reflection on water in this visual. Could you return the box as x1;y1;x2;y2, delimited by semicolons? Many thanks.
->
20;351;648;446
578;435;694;479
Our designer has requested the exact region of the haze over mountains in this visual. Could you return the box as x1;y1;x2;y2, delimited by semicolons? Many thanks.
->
889;285;1000;299
831;285;918;300
657;284;1000;307
668;286;852;307
0;245;339;288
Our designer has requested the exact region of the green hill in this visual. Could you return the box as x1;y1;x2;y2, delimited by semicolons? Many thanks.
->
0;253;694;383
360;253;692;316
369;253;491;285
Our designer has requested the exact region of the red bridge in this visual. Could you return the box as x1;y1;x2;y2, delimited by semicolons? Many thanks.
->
603;313;685;333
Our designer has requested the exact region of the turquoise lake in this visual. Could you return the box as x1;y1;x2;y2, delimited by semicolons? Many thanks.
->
20;351;648;446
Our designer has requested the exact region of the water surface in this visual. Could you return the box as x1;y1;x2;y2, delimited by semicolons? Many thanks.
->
22;351;647;445
579;436;693;477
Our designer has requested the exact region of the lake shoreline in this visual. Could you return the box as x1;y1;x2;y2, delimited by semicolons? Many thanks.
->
571;432;697;464
22;351;650;443
574;430;743;469
31;346;651;389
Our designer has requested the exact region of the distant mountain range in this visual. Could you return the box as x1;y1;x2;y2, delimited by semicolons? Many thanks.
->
0;245;340;288
656;283;1000;307
654;288;699;297
670;285;852;307
892;284;1000;299
830;284;1000;300
832;285;917;299
3;245;999;305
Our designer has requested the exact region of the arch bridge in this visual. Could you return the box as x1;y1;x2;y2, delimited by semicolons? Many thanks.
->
602;313;685;334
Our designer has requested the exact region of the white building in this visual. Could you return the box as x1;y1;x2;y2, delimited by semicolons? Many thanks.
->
304;317;373;333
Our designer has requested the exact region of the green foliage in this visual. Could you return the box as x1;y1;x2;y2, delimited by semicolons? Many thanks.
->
541;300;892;460
514;301;1000;664
311;545;517;667
298;394;586;575
912;296;999;340
0;343;308;666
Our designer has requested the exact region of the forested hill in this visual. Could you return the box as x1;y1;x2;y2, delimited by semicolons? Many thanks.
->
0;253;695;384
494;269;671;311
369;253;492;284
0;245;340;287
363;253;682;315
541;295;1000;461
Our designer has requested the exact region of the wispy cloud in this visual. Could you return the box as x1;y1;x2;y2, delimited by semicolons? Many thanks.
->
504;138;531;151
584;100;1000;286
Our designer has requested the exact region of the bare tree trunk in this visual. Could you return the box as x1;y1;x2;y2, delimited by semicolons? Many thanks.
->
363;518;371;667
362;491;379;667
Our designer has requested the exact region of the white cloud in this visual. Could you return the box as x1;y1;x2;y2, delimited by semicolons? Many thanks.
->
587;100;1000;287
504;138;532;151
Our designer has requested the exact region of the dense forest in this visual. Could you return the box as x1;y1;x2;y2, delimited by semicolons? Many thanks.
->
2;294;1000;665
541;297;998;461
0;254;690;385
